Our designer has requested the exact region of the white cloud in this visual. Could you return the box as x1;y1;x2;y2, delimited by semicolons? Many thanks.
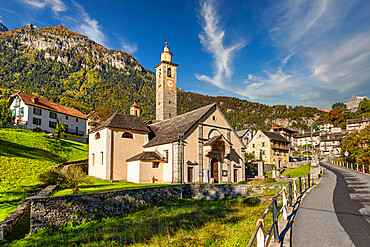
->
71;1;106;46
118;37;138;54
195;0;246;89
253;0;370;106
23;0;66;13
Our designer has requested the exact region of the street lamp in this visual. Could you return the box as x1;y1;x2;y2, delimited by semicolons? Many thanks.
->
178;133;184;198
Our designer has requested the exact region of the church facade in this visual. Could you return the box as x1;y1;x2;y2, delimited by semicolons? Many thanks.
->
88;43;246;183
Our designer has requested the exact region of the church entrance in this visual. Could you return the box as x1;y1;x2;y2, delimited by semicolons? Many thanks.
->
211;158;219;183
187;167;193;183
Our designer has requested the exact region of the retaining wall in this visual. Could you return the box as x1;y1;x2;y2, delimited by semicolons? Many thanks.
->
30;183;281;234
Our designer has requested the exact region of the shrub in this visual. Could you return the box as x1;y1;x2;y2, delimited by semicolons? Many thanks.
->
39;165;90;189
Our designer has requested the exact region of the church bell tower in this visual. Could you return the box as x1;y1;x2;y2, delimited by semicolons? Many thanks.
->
154;41;178;121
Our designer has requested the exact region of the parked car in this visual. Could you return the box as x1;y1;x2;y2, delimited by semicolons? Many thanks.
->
289;157;298;162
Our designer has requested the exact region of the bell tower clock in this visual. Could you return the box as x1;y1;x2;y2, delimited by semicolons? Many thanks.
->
155;41;178;121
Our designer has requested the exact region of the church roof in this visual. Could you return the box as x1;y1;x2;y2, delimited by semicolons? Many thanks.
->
90;112;149;134
126;151;166;162
144;103;216;147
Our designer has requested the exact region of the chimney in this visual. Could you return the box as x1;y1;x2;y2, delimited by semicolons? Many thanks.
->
31;97;39;104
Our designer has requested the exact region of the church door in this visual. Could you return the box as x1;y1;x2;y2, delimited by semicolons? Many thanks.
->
188;167;193;183
211;158;219;183
234;169;238;183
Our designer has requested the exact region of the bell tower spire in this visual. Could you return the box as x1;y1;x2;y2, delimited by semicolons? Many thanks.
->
155;40;179;121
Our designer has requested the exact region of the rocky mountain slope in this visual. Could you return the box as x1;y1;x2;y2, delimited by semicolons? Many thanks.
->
345;96;369;112
0;24;323;131
0;23;8;32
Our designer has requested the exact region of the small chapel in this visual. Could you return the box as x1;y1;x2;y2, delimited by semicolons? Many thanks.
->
88;42;246;184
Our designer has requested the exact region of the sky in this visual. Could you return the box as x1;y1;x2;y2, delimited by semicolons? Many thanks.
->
0;0;369;108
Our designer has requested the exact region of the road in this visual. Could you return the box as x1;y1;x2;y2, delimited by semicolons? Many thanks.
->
292;162;370;246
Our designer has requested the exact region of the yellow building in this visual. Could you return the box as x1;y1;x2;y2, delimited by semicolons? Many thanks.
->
247;130;289;168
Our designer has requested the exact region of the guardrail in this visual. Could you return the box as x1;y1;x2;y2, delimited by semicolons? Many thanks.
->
247;174;312;247
329;160;369;174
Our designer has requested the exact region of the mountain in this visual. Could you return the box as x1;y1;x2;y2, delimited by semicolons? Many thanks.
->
0;24;323;131
0;23;8;32
345;96;369;112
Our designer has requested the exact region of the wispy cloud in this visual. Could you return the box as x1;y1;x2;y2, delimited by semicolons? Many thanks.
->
71;1;106;46
242;0;370;106
23;0;66;14
118;36;138;54
195;0;246;89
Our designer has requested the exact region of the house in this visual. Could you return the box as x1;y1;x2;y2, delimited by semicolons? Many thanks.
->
236;129;254;146
88;42;246;184
8;92;87;142
346;117;370;133
247;130;289;168
318;123;334;132
319;133;343;156
270;125;297;153
296;131;320;150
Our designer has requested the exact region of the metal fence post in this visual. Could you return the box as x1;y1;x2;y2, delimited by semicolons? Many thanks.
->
273;198;280;243
308;174;311;188
299;177;302;194
289;182;293;207
283;187;288;221
293;180;297;200
256;219;265;247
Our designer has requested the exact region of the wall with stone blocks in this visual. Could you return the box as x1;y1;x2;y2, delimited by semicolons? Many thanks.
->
30;184;281;234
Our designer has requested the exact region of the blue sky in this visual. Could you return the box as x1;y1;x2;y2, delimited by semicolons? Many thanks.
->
0;0;369;108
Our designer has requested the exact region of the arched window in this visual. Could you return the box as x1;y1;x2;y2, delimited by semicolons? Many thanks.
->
167;68;171;77
94;132;100;140
122;132;133;139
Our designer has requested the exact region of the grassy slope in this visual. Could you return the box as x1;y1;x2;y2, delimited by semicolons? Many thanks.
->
6;197;274;247
282;164;310;178
52;176;166;196
0;129;88;221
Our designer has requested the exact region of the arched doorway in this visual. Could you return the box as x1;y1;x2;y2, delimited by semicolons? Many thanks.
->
211;158;219;183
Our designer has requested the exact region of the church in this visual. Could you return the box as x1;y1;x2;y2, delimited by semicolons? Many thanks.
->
88;43;246;184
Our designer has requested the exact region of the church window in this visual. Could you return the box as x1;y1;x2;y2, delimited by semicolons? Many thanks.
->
92;153;95;166
167;68;171;77
261;142;265;147
95;132;100;140
122;132;133;139
252;144;255;148
100;152;104;165
164;150;169;162
169;113;172;118
212;116;216;121
152;162;159;168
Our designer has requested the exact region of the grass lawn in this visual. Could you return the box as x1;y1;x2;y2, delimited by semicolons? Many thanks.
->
0;129;88;221
52;176;167;197
282;164;310;178
4;196;274;247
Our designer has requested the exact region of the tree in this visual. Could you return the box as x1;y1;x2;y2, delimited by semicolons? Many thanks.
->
0;99;13;128
332;102;346;109
55;121;67;138
358;98;370;117
341;126;370;165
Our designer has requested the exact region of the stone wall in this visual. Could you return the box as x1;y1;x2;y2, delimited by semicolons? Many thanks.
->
30;183;281;234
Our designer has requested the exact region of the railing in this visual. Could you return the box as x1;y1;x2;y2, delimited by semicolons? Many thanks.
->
271;144;289;151
329;159;370;174
247;174;312;247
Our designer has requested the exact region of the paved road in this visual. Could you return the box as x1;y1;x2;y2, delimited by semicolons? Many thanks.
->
292;162;370;246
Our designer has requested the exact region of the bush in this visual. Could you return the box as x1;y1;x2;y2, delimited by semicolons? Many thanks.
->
39;165;90;189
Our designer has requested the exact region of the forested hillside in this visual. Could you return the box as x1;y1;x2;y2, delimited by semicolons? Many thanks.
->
0;24;324;131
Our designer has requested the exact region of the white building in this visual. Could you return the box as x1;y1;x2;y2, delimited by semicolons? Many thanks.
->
346;117;370;133
318;123;334;132
8;92;87;143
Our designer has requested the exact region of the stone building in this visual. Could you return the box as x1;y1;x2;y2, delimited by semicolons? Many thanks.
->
88;43;246;183
247;130;289;167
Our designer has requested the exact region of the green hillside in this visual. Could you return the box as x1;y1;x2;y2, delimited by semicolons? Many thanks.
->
0;24;324;131
0;129;87;221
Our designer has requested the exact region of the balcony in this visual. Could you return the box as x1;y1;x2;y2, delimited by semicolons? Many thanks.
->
271;144;289;151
